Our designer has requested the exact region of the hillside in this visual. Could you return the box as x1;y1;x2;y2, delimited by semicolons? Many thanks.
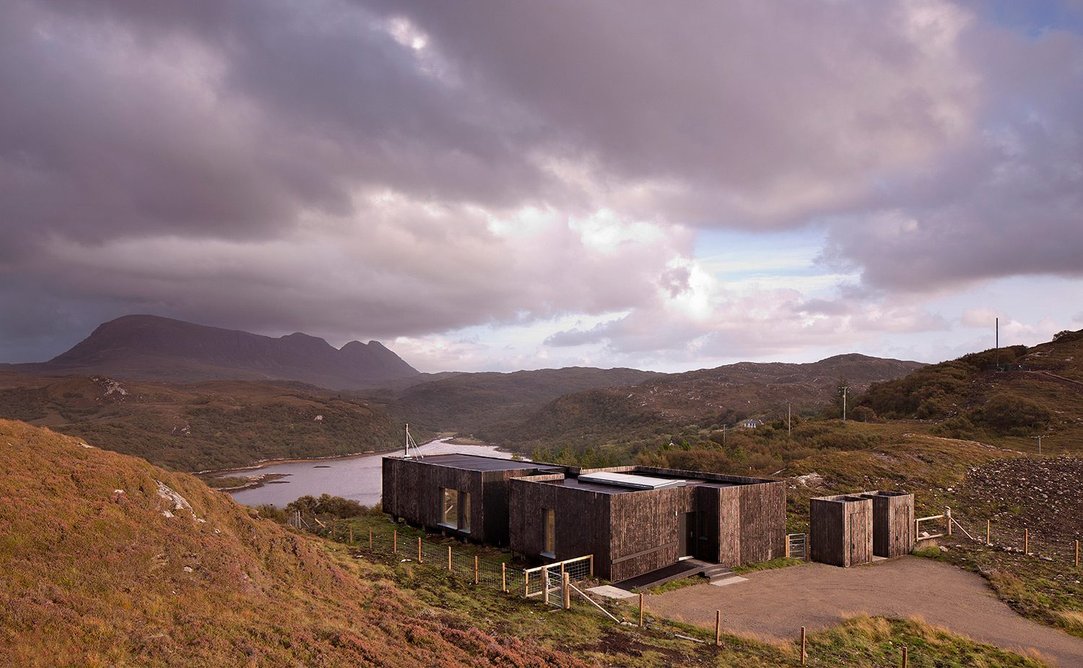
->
858;328;1083;454
0;372;405;471
487;354;923;455
0;419;582;667
13;314;419;389
380;366;662;435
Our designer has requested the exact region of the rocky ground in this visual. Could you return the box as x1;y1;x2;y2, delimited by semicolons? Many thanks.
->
955;456;1083;558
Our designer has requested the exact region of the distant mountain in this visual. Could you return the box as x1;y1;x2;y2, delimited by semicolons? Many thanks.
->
19;315;419;390
485;353;925;452
380;366;663;435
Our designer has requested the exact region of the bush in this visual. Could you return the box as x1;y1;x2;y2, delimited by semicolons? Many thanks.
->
285;494;379;519
970;394;1052;435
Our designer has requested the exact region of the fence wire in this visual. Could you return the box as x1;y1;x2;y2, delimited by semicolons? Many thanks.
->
291;514;599;598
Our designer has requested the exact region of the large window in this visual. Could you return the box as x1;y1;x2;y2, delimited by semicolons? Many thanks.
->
542;508;555;557
441;488;458;528
440;488;470;533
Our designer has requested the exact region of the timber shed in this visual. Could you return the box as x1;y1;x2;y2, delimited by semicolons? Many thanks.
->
810;490;914;566
382;454;562;546
866;491;915;558
508;466;786;582
810;493;873;567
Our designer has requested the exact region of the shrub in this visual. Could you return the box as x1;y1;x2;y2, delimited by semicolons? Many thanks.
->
970;394;1052;435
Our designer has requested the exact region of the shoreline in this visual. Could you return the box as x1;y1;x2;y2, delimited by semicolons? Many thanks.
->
199;435;518;495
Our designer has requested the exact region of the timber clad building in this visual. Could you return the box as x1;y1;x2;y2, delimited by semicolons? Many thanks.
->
382;454;787;582
381;454;561;546
510;466;786;581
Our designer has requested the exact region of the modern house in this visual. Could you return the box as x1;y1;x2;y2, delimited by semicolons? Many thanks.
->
809;490;915;567
507;466;787;582
381;453;562;546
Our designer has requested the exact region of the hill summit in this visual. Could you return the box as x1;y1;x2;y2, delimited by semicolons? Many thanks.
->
28;314;418;389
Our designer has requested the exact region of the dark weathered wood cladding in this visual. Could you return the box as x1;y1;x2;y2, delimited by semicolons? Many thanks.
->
509;466;786;581
381;457;555;545
867;491;915;558
810;494;874;567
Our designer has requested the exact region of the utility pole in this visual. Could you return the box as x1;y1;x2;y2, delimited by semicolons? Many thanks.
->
1034;435;1043;455
841;387;849;422
995;317;1000;370
787;402;792;437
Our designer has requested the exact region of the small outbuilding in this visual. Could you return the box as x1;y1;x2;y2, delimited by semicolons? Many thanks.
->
866;491;915;558
508;466;786;582
382;453;561;546
810;490;915;566
810;494;873;567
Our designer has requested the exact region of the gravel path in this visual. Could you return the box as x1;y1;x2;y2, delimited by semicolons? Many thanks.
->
647;556;1083;667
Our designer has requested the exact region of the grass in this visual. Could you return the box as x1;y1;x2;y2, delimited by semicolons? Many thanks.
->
731;557;806;575
1;419;1056;666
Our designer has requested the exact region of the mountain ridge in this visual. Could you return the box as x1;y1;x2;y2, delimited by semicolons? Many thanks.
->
16;314;419;390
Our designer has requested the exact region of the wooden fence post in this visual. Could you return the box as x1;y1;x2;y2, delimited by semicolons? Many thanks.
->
901;645;908;668
544;568;550;605
800;626;807;665
785;535;791;559
562;572;571;610
1076;539;1080;568
589;554;594;577
502;562;507;592
418;536;423;563
986;520;991;546
349;525;354;544
714;610;721;646
369;528;373;549
393;529;397;553
1024;528;1029;555
474;555;479;585
448;545;453;571
638;592;644;628
946;507;952;537
524;570;529;598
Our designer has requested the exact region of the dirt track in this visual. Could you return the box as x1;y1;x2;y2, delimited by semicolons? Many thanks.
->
647;556;1083;667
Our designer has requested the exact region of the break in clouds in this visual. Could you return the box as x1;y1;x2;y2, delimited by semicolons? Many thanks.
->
1;0;1081;367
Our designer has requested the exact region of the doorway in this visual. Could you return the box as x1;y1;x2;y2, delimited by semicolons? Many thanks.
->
679;511;698;558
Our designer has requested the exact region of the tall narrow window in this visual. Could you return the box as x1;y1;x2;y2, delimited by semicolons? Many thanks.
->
460;492;471;533
441;488;458;528
543;508;555;557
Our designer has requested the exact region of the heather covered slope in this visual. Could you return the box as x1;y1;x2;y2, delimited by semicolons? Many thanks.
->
0;373;404;471
0;420;580;667
858;328;1083;454
487;353;922;455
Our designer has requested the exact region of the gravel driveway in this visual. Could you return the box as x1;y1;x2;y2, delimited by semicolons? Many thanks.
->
646;556;1083;667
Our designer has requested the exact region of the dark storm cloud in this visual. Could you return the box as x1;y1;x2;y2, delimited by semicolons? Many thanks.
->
1;0;1082;363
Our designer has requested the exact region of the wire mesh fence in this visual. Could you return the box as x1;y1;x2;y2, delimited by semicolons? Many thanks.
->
948;512;1082;566
288;513;600;596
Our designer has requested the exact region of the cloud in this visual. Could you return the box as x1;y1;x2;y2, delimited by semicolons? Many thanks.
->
0;0;1081;367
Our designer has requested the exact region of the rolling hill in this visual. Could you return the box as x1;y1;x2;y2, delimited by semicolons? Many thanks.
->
379;366;662;435
484;353;924;455
0;419;581;667
0;372;406;471
858;328;1083;454
11;314;419;389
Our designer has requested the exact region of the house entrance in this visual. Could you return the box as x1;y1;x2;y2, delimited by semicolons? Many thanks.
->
679;511;698;557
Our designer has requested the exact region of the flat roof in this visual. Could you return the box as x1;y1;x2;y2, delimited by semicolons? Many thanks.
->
578;471;687;491
396;453;561;473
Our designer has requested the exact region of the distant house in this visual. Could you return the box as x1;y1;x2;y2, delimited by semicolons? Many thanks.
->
381;453;562;546
507;466;786;582
738;418;764;429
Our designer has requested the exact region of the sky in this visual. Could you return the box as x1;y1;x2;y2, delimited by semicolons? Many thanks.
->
1;0;1082;373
